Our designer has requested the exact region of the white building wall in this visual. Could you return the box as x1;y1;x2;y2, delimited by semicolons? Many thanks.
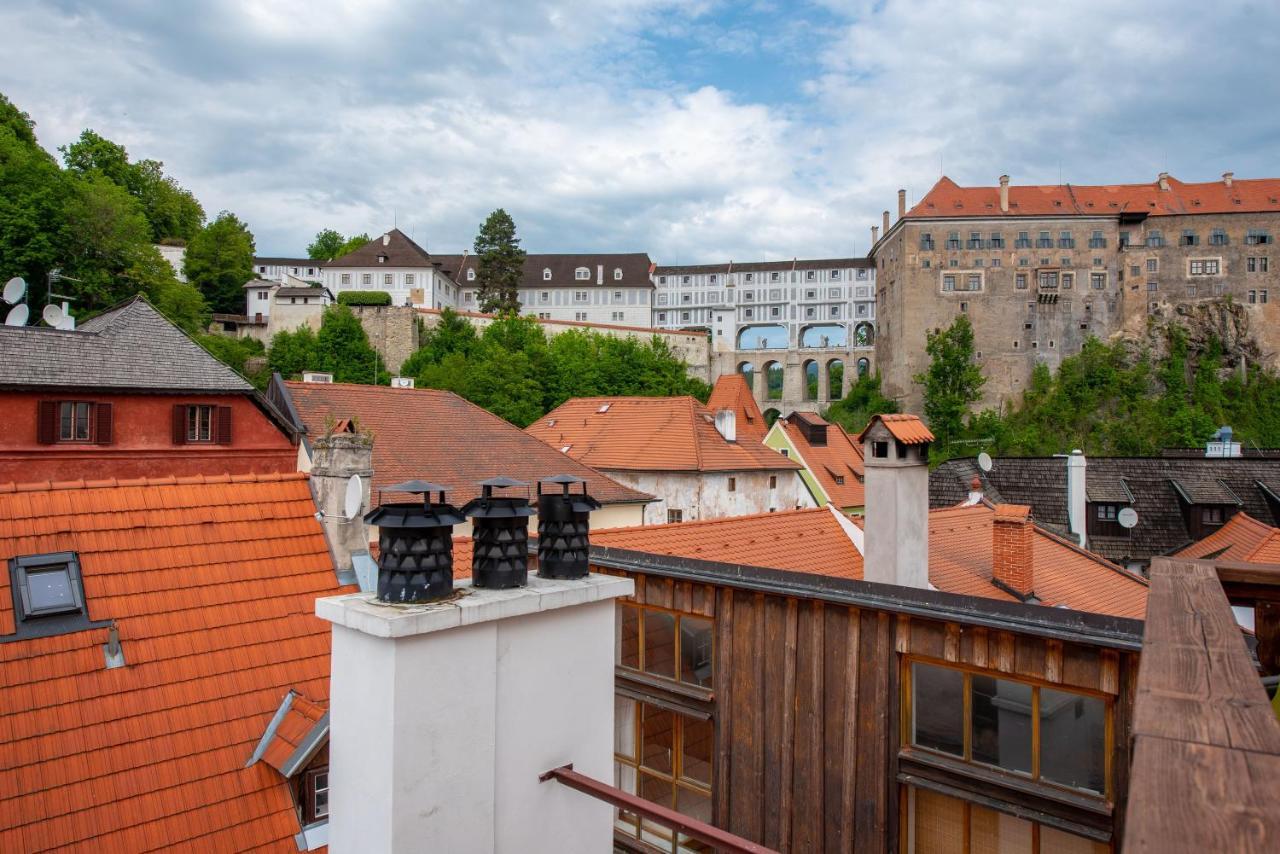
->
598;468;807;524
457;285;653;326
326;267;460;309
254;260;323;281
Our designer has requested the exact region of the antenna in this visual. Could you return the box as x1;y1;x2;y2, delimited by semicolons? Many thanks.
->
343;475;364;520
3;277;26;305
4;303;28;326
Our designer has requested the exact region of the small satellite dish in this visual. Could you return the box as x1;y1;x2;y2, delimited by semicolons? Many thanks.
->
42;303;65;327
1117;507;1139;529
4;303;29;327
2;277;25;305
343;475;363;520
977;452;993;472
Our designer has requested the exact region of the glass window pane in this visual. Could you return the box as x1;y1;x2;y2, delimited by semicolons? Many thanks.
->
641;704;674;774
971;676;1032;774
639;774;676;847
681;716;713;786
679;616;713;687
911;787;965;854
75;403;90;439
969;802;1032;853
27;567;74;612
1040;825;1110;854
60;402;72;440
675;787;714;852
615;696;637;760
912;663;964;756
644;611;676;678
617;605;639;669
1039;689;1106;793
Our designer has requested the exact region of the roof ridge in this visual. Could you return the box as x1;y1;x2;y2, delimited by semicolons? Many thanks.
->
0;471;309;494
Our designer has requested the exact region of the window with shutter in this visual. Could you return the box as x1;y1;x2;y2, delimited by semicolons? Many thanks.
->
216;406;233;445
37;401;58;444
94;403;113;445
173;404;188;445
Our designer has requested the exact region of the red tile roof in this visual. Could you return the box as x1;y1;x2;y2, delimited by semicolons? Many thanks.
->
1172;512;1280;562
0;472;346;852
856;413;935;445
706;375;768;441
906;175;1280;219
260;693;326;775
775;413;865;508
527;396;801;473
593;503;1147;618
284;381;652;507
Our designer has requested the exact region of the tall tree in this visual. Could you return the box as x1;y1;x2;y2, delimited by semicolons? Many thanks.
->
0;93;68;291
337;232;371;257
473;209;526;315
184;211;255;314
914;315;986;451
60;173;155;309
308;228;347;260
825;373;899;435
314;304;390;384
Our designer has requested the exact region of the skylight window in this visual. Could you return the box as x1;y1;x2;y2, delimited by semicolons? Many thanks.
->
597;403;611;413
12;553;85;619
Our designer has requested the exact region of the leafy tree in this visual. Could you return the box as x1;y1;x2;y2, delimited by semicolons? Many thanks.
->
337;232;371;257
400;308;477;377
308;228;347;260
128;247;208;333
184;211;255;314
313;304;390;384
473;209;526;314
195;333;267;387
914;315;986;451
825;373;899;435
0;94;69;292
268;325;320;379
60;173;156;309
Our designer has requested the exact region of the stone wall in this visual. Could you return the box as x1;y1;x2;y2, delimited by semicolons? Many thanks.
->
350;305;420;374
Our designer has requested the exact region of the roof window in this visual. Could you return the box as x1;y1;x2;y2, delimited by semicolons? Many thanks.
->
597;403;611;413
467;269;476;281
15;554;84;618
543;268;552;281
575;267;591;280
614;268;623;280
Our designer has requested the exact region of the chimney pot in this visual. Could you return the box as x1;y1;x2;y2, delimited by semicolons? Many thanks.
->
898;189;906;218
1223;171;1234;187
1158;172;1170;191
871;225;880;245
992;504;1035;598
536;477;600;580
463;478;537;588
999;175;1010;212
363;481;464;603
882;210;890;234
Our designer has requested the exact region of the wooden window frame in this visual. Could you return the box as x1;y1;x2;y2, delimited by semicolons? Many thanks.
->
902;784;1112;854
900;656;1114;803
617;601;714;696
302;766;329;823
58;400;94;443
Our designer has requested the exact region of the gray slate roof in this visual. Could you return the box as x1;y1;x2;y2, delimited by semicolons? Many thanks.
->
932;455;1280;564
0;296;252;392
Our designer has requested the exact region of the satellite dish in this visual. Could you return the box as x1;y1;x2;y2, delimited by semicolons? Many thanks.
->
4;303;29;327
42;303;65;327
343;475;363;521
1117;507;1139;529
977;452;993;472
2;277;25;305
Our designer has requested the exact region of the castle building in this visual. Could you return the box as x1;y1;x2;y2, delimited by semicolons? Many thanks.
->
871;173;1280;412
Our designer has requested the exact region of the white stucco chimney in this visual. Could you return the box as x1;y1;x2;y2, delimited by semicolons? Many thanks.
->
714;408;736;443
318;573;633;853
1223;171;1234;188
898;188;906;219
859;415;933;590
382;233;390;246
597;264;603;285
1158;172;1170;191
871;225;880;245
999;174;1010;212
965;475;984;506
1066;449;1087;548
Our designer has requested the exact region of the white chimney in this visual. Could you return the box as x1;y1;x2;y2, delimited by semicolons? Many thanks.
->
1223;171;1234;188
999;174;1010;212
382;233;390;246
318;573;633;853
871;225;880;245
1066;449;1087;548
596;264;603;285
860;415;932;589
714;408;736;442
965;475;984;506
1158;172;1170;191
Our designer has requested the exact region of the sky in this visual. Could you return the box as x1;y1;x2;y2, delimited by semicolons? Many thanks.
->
3;0;1278;260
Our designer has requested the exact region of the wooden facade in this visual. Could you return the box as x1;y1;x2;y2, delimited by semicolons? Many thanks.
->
595;548;1146;854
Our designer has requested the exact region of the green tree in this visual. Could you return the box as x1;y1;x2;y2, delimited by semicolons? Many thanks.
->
268;325;320;379
195;333;267;387
314;304;390;384
60;172;156;310
184;211;255;314
914;315;986;451
825;373;899;435
473;209;526;314
0;94;69;292
400;308;478;377
308;228;347;260
127;247;209;333
337;232;371;257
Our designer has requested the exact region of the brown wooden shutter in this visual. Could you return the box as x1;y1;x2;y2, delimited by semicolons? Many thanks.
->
93;403;113;445
172;404;188;445
216;406;233;445
37;401;58;444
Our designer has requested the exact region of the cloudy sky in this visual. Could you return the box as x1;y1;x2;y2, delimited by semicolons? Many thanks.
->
3;1;1278;260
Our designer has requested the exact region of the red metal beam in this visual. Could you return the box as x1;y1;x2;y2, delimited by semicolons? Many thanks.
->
539;764;778;854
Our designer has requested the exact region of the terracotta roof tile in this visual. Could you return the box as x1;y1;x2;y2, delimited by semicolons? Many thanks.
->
856;413;935;445
527;396;800;473
0;473;347;851
776;413;865;508
706;375;768;441
284;381;652;508
1172;512;1280;562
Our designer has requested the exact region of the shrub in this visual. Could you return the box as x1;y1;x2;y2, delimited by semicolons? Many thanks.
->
337;291;392;306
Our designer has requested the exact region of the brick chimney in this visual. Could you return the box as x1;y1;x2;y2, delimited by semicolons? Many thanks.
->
882;209;890;235
871;225;880;245
898;188;906;219
310;433;373;585
1223;171;1234;188
1158;172;1170;191
992;504;1034;599
999;174;1010;212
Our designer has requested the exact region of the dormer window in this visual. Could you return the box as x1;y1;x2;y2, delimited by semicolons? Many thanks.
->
12;553;85;619
872;441;889;458
575;267;591;280
377;254;387;264
467;269;476;281
543;268;552;281
613;268;622;280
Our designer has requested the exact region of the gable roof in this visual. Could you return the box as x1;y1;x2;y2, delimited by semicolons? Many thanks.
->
324;228;435;268
856;413;935;445
0;295;252;393
706;375;767;441
432;253;655;289
0;472;345;851
931;455;1280;564
593;503;1147;618
775;413;865;508
1172;512;1280;562
905;174;1280;220
282;381;652;507
527;396;801;474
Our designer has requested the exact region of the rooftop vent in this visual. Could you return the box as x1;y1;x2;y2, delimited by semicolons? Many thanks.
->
1206;426;1242;458
302;371;334;383
536;475;600;580
390;376;415;389
463;477;536;589
363;480;464;603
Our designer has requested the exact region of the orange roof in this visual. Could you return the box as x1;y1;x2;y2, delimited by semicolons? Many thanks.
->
593;503;1147;618
906;174;1280;219
527;396;800;473
1172;512;1280;562
706;375;767;441
260;693;327;776
776;413;865;508
0;472;347;852
285;381;652;507
856;413;935;445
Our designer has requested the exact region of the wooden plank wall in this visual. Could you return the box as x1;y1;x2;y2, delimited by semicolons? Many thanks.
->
610;569;1140;853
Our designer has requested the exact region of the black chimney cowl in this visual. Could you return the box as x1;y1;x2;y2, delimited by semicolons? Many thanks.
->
363;480;464;603
462;477;536;589
537;475;600;580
